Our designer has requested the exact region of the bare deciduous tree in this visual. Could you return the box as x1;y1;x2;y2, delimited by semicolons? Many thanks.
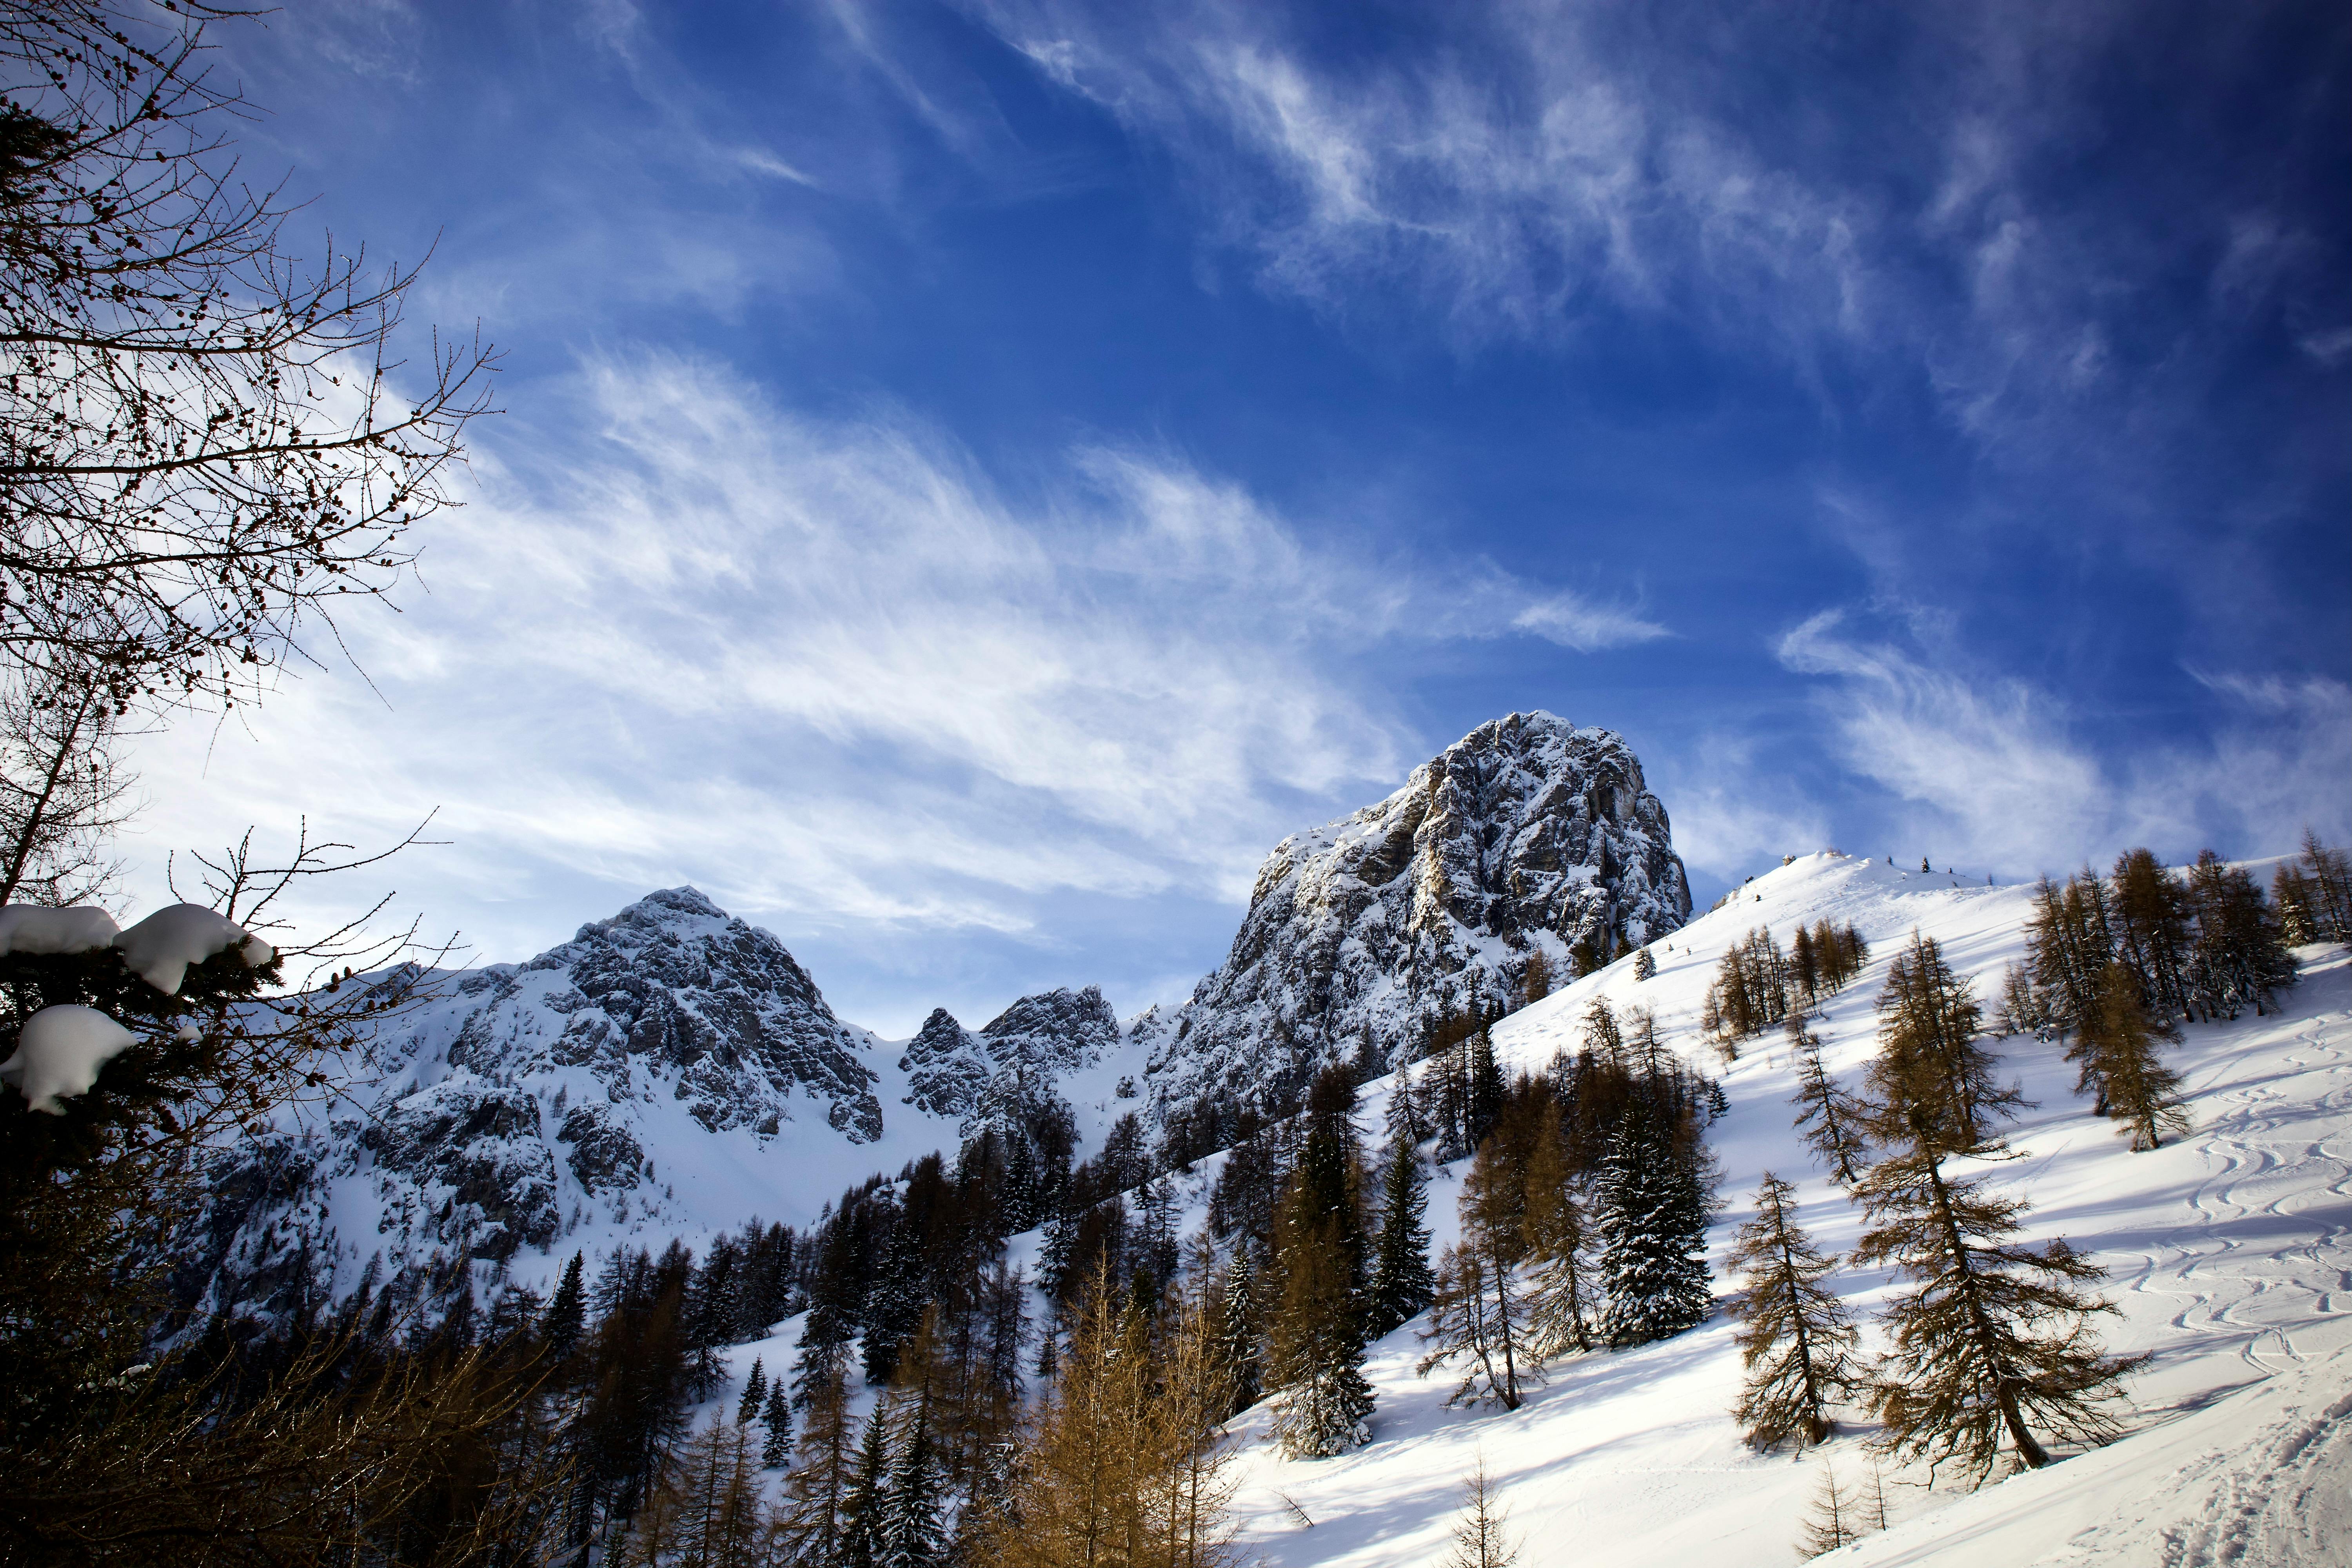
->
0;0;495;714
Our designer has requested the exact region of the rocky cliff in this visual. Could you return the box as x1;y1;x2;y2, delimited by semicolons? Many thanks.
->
1142;712;1689;1117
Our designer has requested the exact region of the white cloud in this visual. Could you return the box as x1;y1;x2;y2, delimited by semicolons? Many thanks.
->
1777;609;2107;871
123;352;1641;965
1775;609;2351;876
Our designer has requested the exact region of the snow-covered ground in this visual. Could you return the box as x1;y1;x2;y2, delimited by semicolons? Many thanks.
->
1210;852;2352;1567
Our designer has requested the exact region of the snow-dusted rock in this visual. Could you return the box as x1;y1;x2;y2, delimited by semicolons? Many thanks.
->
900;1008;992;1120
185;886;897;1308
0;904;120;956
458;886;884;1143
1146;711;1690;1117
979;985;1120;1078
360;1080;560;1261
0;1004;140;1113
113;904;274;995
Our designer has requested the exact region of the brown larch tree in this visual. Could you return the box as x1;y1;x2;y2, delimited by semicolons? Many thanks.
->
1852;1127;2140;1483
1727;1173;1863;1450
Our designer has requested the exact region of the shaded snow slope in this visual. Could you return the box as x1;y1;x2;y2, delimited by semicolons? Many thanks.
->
1215;850;2351;1568
1145;711;1691;1122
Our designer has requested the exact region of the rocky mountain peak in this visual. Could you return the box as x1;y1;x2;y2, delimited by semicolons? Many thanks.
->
1145;711;1689;1118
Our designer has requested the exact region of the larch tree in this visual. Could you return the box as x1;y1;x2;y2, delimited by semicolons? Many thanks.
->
781;1367;854;1563
1866;932;2023;1156
1438;1456;1520;1568
2183;850;2297;1020
1727;1174;1863;1450
1786;1014;1869;1185
2107;849;2195;1021
1796;1463;1861;1558
1420;1134;1537;1410
1852;1123;2141;1483
1266;1067;1376;1458
1580;997;1624;1070
1146;1271;1242;1568
1522;1110;1594;1357
2082;963;2191;1151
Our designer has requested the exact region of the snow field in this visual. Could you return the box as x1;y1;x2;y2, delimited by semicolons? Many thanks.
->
1208;852;2352;1567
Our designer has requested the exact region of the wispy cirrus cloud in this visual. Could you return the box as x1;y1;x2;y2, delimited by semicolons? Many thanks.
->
127;352;1658;985
1775;608;2351;876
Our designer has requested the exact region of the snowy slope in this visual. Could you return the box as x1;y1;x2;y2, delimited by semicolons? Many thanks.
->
1211;852;2352;1567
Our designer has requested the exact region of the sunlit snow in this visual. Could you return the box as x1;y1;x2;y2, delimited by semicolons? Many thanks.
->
111;903;274;995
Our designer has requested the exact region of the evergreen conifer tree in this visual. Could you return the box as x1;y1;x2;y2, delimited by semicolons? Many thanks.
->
1852;1125;2141;1481
1786;1015;1868;1185
1633;945;1656;982
838;1400;895;1568
882;1408;949;1568
2082;963;2191;1151
1212;1248;1262;1415
545;1250;587;1363
1367;1129;1435;1335
1466;1025;1506;1149
1595;1090;1712;1346
760;1380;793;1470
792;1245;857;1411
737;1355;767;1426
1727;1174;1862;1450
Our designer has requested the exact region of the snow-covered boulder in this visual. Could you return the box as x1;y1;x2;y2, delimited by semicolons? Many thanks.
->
112;904;274;995
0;1004;140;1113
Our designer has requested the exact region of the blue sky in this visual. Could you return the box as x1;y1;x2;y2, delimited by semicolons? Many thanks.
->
129;0;2348;1037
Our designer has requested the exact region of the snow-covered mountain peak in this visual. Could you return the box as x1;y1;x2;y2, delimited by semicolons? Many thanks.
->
1144;711;1693;1120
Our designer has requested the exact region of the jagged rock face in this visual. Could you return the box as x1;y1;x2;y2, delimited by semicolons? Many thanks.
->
979;986;1119;1076
359;1081;561;1261
1147;712;1689;1116
901;987;1121;1128
900;1007;990;1120
193;888;890;1310
490;886;883;1142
